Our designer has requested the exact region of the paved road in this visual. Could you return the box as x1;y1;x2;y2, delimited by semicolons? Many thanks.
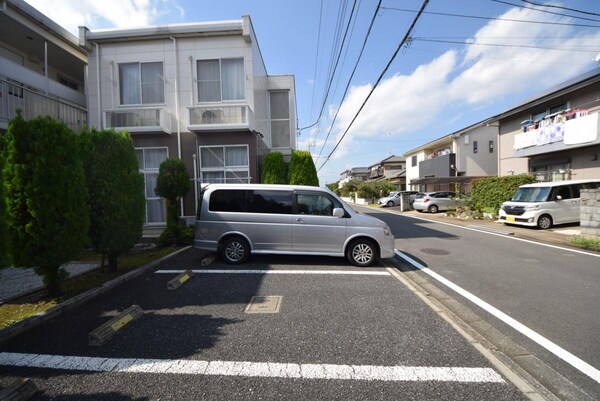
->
0;249;526;400
361;206;600;400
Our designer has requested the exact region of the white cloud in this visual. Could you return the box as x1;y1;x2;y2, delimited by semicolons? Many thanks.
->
324;4;600;166
24;0;181;34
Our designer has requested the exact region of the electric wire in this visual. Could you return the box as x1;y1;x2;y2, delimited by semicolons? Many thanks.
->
299;0;358;132
412;38;600;53
318;0;431;172
314;0;382;163
490;0;600;23
379;6;600;28
308;0;325;126
520;0;600;17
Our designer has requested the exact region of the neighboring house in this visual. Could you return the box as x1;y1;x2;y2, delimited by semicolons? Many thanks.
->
0;0;87;133
404;122;497;192
495;68;600;181
368;155;406;189
339;167;369;188
79;16;297;227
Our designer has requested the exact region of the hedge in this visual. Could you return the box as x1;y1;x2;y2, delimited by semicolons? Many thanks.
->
471;175;537;213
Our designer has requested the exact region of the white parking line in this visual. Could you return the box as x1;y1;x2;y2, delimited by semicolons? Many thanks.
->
155;269;390;276
395;250;600;384
0;352;505;383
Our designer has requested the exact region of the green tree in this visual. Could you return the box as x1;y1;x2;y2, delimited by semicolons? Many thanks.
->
326;181;340;195
3;112;89;295
288;150;319;186
339;179;362;197
0;132;8;268
154;158;191;227
79;129;146;272
471;175;537;213
261;151;287;184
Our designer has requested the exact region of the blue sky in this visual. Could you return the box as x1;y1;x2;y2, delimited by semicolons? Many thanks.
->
27;0;600;184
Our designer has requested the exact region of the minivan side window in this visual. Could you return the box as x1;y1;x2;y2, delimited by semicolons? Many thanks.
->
554;186;572;200
209;189;293;214
296;193;340;216
210;189;248;212
247;190;293;214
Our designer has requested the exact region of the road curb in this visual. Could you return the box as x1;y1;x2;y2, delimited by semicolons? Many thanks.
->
0;246;191;346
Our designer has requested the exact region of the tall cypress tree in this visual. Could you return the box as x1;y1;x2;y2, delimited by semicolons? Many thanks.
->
4;112;89;295
79;129;145;272
261;151;288;184
0;131;8;268
288;150;319;186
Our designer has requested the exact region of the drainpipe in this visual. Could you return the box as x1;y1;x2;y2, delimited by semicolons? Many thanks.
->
193;153;198;213
171;36;184;217
44;41;48;95
109;61;115;109
94;43;102;129
188;56;194;105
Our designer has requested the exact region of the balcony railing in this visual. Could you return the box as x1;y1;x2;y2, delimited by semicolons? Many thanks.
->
104;108;170;133
0;77;87;132
418;153;456;178
188;105;250;131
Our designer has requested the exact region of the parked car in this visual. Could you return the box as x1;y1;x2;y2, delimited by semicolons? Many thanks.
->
499;179;600;229
412;191;456;213
194;184;395;267
378;191;419;207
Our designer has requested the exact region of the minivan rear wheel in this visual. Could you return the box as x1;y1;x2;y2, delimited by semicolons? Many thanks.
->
428;204;439;213
347;239;377;267
219;236;250;264
537;214;553;230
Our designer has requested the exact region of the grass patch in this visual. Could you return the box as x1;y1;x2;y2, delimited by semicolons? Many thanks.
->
0;246;181;330
569;236;600;251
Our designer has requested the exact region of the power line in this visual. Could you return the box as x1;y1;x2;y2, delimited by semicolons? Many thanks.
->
315;0;382;163
520;0;600;17
490;0;600;23
308;0;325;125
379;6;600;28
412;38;600;53
299;0;358;132
318;0;431;172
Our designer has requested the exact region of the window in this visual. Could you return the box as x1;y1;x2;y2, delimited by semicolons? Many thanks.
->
209;190;293;214
411;155;417;167
270;91;290;148
473;141;478;154
119;62;164;105
135;147;168;224
296;193;340;216
489;140;494;153
197;58;245;102
58;76;78;91
532;102;568;121
200;145;249;184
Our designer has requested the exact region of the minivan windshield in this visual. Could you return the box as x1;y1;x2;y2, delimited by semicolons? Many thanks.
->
511;187;551;202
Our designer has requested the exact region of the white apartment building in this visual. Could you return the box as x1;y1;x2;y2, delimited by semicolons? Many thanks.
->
79;16;297;226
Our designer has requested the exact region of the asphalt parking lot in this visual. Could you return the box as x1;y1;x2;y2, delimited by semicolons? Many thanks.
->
0;249;528;400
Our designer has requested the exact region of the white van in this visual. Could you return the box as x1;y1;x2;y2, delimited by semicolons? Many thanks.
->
194;184;395;266
499;179;600;229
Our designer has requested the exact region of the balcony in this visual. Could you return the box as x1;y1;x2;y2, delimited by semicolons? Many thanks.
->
188;105;250;131
0;77;86;132
418;153;456;178
104;108;171;133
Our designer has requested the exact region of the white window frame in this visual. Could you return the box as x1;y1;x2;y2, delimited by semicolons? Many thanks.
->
135;146;169;225
196;58;246;104
199;144;250;184
269;90;291;149
119;61;165;106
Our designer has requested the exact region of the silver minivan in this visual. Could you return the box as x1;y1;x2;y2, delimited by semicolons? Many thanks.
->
194;184;395;266
499;179;600;229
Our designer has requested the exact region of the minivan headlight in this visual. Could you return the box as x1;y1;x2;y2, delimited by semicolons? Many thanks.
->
384;225;392;236
524;205;540;211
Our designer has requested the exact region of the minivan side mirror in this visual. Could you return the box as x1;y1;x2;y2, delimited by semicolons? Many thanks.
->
333;208;345;218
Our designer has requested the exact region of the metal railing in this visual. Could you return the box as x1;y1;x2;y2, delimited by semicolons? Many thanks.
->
189;105;248;127
104;108;169;133
0;77;87;132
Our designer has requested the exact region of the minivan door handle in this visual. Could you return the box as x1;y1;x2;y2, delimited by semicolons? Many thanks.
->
296;217;304;223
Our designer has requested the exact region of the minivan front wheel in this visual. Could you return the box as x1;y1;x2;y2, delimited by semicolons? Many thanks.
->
537;214;553;230
387;200;394;207
219;236;250;264
347;239;377;267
